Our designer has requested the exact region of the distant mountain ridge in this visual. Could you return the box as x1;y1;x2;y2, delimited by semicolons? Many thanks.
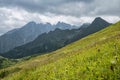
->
0;22;78;53
1;17;111;59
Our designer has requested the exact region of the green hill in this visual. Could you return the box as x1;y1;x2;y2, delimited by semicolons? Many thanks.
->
0;21;120;80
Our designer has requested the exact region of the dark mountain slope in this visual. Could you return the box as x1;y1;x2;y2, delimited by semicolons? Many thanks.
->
85;17;111;34
62;17;111;44
1;29;80;58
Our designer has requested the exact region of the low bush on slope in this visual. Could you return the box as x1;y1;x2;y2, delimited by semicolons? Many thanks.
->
0;56;17;69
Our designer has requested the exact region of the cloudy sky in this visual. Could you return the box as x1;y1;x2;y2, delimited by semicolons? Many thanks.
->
0;0;120;35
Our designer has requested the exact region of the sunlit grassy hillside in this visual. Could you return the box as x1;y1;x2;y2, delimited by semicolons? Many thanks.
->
0;21;120;80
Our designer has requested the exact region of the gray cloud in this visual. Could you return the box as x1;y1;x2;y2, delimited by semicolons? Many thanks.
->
89;0;120;16
0;0;94;16
0;0;119;17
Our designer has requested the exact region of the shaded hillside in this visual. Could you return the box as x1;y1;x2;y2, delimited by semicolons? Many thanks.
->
0;21;119;80
1;17;111;59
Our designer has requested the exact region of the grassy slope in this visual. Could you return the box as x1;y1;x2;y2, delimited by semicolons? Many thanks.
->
0;21;120;80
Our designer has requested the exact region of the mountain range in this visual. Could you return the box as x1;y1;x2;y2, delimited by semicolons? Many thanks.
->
0;17;111;59
0;22;78;53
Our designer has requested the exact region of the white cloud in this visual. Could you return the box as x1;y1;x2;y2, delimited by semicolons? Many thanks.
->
100;16;120;23
0;7;42;35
